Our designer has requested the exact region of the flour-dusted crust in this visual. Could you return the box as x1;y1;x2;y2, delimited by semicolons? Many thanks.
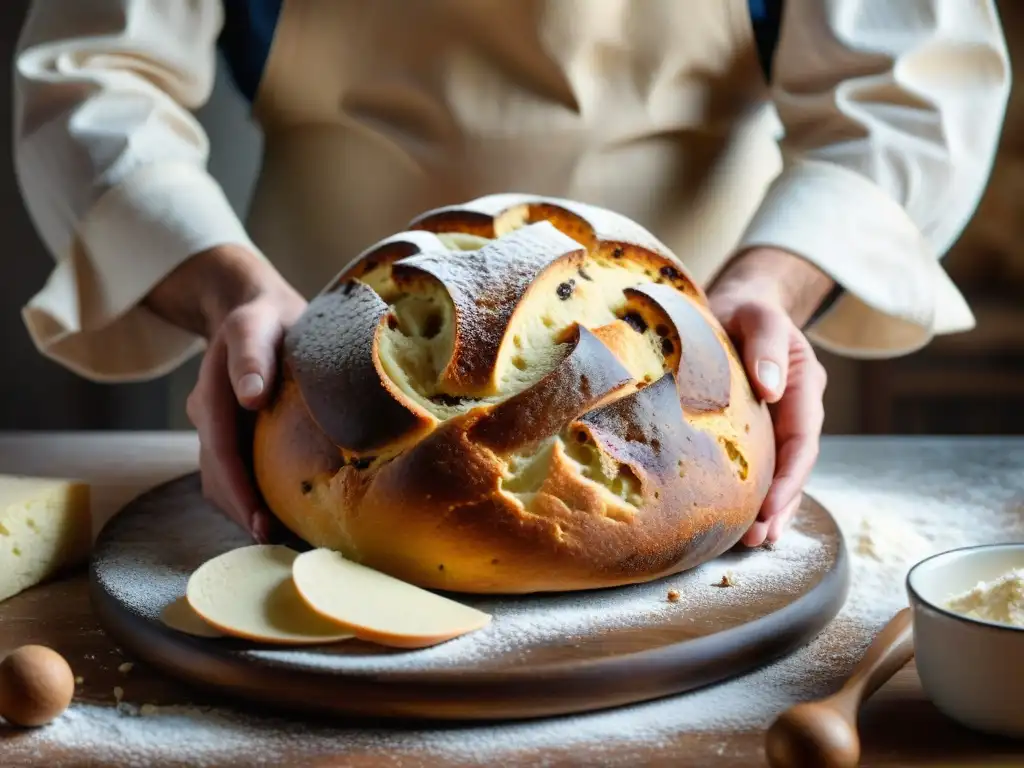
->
392;222;585;396
284;280;435;454
256;195;774;594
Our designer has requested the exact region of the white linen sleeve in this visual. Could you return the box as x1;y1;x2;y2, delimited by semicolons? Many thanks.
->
738;0;1011;357
14;0;257;381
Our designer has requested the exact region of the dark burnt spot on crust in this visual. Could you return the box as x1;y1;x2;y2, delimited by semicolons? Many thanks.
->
575;374;730;527
375;422;501;507
556;280;575;300
342;281;356;296
661;337;675;356
469;326;632;453
612;247;624;259
659;265;680;281
438;564;445;571
300;480;313;494
655;324;670;337
386;314;399;331
613;520;728;578
351;456;374;470
622;312;648;334
284;282;431;452
576;430;589;443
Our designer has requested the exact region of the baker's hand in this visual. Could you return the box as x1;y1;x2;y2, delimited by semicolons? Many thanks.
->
708;247;833;547
144;245;307;542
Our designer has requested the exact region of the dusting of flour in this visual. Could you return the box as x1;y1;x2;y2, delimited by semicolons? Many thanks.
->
5;438;1024;766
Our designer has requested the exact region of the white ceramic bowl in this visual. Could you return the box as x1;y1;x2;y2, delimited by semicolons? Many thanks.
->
906;543;1024;739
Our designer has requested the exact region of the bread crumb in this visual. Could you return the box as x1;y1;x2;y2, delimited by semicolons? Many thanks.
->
113;687;124;703
140;704;159;717
666;589;681;603
715;572;736;588
118;662;134;674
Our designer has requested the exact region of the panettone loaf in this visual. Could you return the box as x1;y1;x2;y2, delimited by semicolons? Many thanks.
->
253;195;774;594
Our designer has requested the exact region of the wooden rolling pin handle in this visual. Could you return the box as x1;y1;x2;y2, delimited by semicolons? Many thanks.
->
765;607;916;768
827;607;914;718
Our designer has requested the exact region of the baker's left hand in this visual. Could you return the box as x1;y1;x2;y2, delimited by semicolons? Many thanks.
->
707;247;834;548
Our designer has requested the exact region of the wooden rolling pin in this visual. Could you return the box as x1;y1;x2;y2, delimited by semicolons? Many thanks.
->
765;607;914;768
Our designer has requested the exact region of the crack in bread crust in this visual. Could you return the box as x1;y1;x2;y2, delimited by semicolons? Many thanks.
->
392;222;585;397
468;325;633;455
257;194;775;594
624;284;731;412
283;280;435;454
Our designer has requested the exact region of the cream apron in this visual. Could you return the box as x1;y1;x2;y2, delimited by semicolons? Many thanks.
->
243;0;784;300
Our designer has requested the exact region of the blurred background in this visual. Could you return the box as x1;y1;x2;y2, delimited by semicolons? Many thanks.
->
0;0;1021;436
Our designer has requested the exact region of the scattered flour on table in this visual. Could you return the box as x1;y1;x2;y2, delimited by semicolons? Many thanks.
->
7;443;1024;766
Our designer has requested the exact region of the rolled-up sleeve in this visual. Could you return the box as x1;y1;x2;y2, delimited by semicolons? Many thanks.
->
14;0;256;382
738;0;1011;358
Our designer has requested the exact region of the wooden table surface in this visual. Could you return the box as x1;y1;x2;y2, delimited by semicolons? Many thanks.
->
1;433;1024;767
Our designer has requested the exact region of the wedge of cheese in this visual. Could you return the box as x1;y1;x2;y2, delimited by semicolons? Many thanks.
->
0;476;91;603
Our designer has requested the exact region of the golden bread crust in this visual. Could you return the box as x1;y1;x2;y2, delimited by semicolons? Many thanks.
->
255;194;774;594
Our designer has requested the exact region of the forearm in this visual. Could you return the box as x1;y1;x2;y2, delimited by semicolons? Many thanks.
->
709;248;836;329
143;244;268;340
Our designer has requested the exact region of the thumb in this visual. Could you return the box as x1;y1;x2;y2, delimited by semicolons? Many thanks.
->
734;303;790;403
221;305;285;410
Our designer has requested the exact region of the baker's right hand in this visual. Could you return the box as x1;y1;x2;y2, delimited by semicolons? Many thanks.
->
144;245;307;541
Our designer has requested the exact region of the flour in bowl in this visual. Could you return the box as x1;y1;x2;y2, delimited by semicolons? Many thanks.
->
946;568;1024;628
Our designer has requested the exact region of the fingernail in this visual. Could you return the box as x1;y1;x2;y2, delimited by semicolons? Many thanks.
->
756;360;781;395
238;373;264;400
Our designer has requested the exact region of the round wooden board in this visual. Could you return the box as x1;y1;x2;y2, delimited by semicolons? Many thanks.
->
89;473;848;722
